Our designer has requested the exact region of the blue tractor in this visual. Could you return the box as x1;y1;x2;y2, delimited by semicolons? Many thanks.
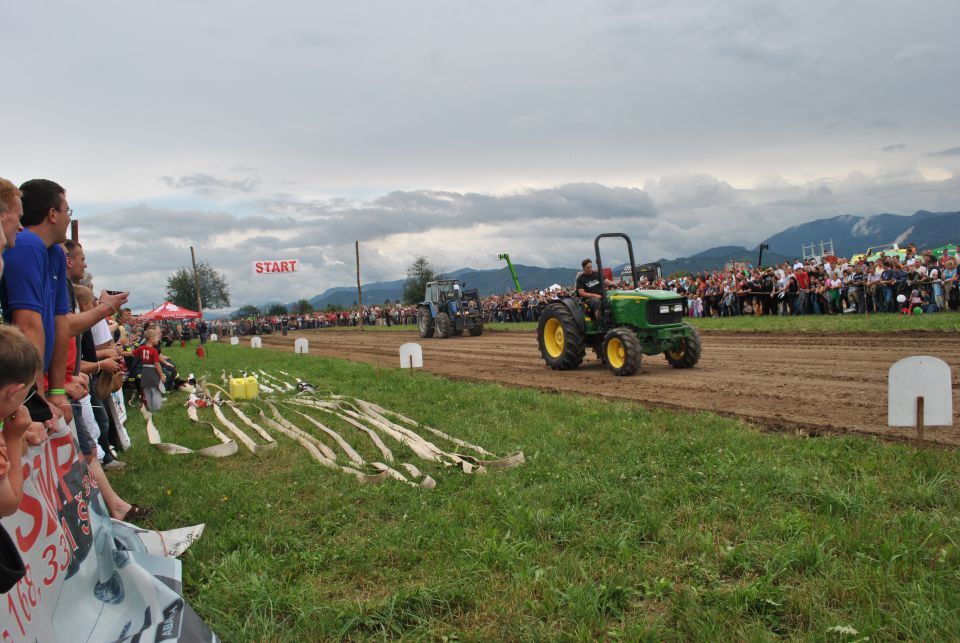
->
416;279;485;338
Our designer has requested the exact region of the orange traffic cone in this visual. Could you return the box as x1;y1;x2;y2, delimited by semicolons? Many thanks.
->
196;344;206;359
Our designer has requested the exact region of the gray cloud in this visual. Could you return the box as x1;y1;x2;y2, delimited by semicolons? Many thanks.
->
893;43;950;63
159;174;260;196
882;144;907;153
929;146;960;157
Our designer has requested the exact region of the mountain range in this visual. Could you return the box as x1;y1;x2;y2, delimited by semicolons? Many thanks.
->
247;209;959;312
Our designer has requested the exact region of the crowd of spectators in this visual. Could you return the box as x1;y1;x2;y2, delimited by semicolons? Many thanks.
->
0;177;156;551
204;245;958;336
665;247;959;317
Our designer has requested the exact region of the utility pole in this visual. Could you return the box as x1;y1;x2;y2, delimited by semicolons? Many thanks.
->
190;246;204;317
356;241;363;330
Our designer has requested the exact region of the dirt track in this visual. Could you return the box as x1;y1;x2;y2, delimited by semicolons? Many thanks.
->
251;328;960;447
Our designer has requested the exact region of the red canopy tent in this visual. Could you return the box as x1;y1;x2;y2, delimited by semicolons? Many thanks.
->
139;301;202;321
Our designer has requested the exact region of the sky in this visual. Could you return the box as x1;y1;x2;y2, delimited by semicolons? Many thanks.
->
3;0;959;312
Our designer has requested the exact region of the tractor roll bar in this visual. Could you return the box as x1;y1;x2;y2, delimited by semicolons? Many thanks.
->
594;232;637;325
594;233;638;289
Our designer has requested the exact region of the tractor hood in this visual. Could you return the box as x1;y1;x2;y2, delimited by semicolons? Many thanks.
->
607;289;683;302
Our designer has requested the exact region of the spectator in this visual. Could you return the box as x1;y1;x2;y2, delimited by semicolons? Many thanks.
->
0;179;74;434
0;325;41;516
134;328;164;411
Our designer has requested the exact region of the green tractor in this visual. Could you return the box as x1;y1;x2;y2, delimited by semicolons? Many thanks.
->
537;233;701;376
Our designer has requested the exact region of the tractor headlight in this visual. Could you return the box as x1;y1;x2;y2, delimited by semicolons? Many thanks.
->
659;305;670;314
672;304;683;312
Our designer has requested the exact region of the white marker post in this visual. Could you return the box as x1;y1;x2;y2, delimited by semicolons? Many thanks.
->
295;338;309;355
251;337;262;349
210;333;218;342
888;356;953;444
399;342;423;376
230;337;240;346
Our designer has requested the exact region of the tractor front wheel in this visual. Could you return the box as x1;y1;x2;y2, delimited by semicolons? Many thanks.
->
417;308;434;338
468;324;484;336
664;326;702;368
434;312;452;339
602;328;642;376
537;303;585;370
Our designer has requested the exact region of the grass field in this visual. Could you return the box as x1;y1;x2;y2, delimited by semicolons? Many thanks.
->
112;344;960;641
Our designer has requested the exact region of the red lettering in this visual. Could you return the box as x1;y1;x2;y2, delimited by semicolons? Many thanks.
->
7;594;25;637
15;483;43;553
279;261;289;272
22;565;38;608
50;433;77;500
61;515;80;552
41;545;58;586
58;524;74;570
271;261;281;272
36;456;63;515
15;578;31;622
289;260;297;272
255;262;263;273
76;499;90;535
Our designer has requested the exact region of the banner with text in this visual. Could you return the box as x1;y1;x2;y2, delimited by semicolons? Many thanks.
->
0;422;216;642
253;260;298;274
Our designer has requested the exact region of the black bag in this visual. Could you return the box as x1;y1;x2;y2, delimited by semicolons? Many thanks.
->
0;526;26;593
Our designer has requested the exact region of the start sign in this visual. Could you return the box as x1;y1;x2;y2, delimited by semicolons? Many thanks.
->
254;259;298;274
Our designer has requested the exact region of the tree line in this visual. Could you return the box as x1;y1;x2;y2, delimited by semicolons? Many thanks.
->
164;255;439;318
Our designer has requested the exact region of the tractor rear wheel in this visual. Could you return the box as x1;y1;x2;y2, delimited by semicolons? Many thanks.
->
417;308;434;338
537;303;585;370
434;312;452;339
602;328;642;376
664;326;701;368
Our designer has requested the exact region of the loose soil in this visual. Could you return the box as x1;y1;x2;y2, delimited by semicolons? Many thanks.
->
251;328;960;446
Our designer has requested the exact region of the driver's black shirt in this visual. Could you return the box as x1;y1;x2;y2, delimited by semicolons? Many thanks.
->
576;272;603;297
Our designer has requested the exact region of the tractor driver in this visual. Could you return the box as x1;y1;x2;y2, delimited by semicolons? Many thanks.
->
576;258;617;320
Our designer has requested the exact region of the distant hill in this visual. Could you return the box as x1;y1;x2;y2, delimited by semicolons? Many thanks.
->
304;265;579;309
760;210;958;258
655;246;791;276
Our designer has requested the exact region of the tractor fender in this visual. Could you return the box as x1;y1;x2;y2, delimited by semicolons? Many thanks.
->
557;298;587;332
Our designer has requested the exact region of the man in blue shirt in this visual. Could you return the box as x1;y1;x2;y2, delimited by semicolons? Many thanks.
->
0;179;74;427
